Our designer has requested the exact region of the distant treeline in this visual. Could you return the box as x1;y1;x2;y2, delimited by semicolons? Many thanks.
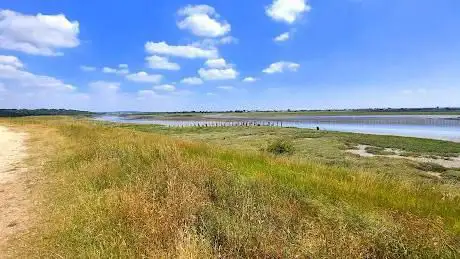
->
117;107;460;115
0;109;93;117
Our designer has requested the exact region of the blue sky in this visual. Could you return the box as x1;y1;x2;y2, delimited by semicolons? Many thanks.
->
0;0;459;111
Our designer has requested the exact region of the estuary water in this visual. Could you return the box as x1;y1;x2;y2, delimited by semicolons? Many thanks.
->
95;115;460;143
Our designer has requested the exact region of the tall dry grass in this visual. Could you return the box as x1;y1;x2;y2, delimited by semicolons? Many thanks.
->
9;118;460;258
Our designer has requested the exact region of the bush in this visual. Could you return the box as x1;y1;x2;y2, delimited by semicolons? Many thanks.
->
266;139;294;155
414;162;447;173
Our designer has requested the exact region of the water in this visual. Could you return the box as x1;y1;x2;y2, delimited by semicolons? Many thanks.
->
95;115;460;142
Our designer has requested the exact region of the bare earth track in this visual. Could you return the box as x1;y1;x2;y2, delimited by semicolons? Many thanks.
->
0;126;29;256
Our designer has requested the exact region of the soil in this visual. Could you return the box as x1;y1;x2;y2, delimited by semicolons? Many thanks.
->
0;126;30;255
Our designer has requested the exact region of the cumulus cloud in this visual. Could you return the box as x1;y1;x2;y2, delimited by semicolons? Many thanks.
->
0;55;75;91
0;55;24;68
198;67;238;81
126;71;162;84
181;77;203;85
274;32;290;42
266;0;311;24
0;9;80;56
80;65;96;72
177;5;231;38
145;41;218;59
153;84;176;92
205;58;229;69
102;64;129;75
145;55;180;70
243;77;258;83
263;61;300;74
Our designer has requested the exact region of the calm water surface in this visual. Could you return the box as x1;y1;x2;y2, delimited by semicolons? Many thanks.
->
95;115;460;142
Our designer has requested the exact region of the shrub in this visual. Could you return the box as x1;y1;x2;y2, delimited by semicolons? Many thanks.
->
414;162;447;173
266;138;294;155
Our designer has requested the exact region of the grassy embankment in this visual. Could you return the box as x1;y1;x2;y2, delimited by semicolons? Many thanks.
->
4;117;460;258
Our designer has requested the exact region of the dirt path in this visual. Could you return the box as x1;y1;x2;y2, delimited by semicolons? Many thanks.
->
0;126;29;254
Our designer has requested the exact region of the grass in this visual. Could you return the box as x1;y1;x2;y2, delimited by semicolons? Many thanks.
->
336;133;460;157
266;138;295;155
414;162;448;173
3;117;460;258
120;123;460;157
364;146;397;156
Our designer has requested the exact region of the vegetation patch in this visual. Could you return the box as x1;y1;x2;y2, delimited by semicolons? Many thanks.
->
444;170;460;181
266;138;295;155
339;133;460;157
6;117;460;258
365;146;397;156
414;162;448;173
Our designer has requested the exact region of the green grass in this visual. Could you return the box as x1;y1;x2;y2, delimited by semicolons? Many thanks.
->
4;117;460;258
414;162;448;173
364;146;397;156
117;123;460;182
118;123;460;157
265;138;295;155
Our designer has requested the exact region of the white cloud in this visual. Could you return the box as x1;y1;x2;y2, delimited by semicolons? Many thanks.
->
103;67;117;73
263;61;300;74
102;64;129;75
80;65;96;72
274;32;290;42
153;84;176;92
145;41;218;59
217;86;234;91
220;36;238;45
89;81;120;92
137;89;158;98
145;55;180;70
126;71;162;84
199;67;238;80
193;36;238;49
0;9;80;56
181;77;203;85
0;57;75;91
0;55;24;68
243;77;258;83
205;58;229;68
177;5;231;38
266;0;311;24
177;5;215;16
206;92;216;96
